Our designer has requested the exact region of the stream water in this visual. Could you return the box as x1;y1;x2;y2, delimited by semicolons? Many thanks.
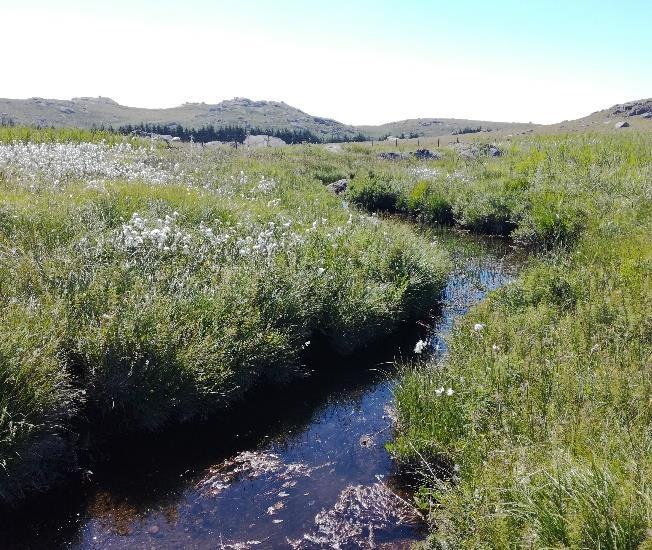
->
3;230;524;550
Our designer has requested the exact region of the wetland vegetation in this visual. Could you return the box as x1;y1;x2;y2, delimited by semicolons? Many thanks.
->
0;127;650;548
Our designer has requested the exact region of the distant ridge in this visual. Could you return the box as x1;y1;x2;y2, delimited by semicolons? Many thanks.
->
0;96;538;139
1;96;650;139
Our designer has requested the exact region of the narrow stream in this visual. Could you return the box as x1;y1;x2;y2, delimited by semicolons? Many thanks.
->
4;230;525;550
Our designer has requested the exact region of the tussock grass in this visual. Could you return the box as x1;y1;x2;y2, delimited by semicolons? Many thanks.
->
0;126;130;145
0;139;451;503
348;134;652;247
390;134;652;548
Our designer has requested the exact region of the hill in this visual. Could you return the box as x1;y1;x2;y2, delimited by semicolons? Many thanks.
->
0;96;538;140
0;97;361;140
1;96;651;141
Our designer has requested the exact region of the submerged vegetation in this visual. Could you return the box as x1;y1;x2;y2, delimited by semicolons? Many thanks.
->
1;126;651;549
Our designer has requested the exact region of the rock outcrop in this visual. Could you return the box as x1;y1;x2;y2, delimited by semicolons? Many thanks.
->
326;179;348;194
243;135;287;148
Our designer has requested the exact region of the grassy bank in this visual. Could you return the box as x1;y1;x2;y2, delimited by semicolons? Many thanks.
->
390;134;652;548
0;136;451;503
346;138;625;246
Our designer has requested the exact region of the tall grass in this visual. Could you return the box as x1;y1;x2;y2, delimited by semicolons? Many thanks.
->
390;133;652;548
0;139;450;503
347;134;652;247
0;126;131;145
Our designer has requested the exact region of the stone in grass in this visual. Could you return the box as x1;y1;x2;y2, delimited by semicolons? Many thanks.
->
413;149;442;160
326;179;348;194
614;121;630;129
377;152;409;161
243;135;287;147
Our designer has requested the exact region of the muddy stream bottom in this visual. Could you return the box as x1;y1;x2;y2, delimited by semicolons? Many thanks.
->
3;231;524;549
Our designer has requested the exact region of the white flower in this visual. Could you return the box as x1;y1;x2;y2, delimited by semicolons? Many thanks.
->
435;387;444;396
414;339;428;354
446;388;454;396
474;323;485;332
492;344;500;352
317;267;326;275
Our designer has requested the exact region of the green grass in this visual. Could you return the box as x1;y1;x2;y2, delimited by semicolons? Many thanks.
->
2;128;651;550
0;126;131;144
347;134;652;247
0;138;450;503
389;133;652;548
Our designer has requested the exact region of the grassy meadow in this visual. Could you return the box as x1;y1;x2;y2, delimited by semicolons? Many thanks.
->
1;126;651;550
0;130;450;502
387;134;652;548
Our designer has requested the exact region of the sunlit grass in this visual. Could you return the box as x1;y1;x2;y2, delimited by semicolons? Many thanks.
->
390;133;652;548
0;136;451;503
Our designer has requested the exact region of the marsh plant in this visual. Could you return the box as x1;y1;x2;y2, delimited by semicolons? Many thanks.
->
390;134;652;548
1;127;651;550
0;130;450;503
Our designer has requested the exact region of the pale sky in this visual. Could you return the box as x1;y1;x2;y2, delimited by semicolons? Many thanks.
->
2;0;651;125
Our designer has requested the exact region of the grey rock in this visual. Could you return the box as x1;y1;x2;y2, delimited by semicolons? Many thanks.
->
457;144;503;159
326;179;348;194
413;148;442;160
377;152;408;161
614;121;630;129
59;106;75;114
243;135;287;147
612;99;652;118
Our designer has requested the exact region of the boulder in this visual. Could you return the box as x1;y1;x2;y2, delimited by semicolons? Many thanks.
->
377;152;408;161
457;144;503;159
326;179;348;194
243;135;287;148
413;149;442;160
614;121;630;129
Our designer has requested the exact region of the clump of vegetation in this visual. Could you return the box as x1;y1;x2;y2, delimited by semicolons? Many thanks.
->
0;134;450;503
0;126;129;145
347;134;650;247
390;133;652;548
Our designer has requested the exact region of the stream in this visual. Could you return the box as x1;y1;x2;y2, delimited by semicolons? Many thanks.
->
3;230;525;550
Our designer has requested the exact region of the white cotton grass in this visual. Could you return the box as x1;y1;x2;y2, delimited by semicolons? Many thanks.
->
112;206;378;271
408;166;439;180
120;211;191;252
473;323;485;332
0;141;184;189
434;387;454;397
414;339;428;354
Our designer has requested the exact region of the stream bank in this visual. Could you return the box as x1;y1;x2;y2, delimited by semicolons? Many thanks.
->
2;229;525;549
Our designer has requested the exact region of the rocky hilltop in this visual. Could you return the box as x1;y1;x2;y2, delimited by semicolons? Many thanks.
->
1;96;651;140
0;96;538;139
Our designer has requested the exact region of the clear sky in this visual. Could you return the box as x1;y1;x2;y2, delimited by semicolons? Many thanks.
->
3;0;651;124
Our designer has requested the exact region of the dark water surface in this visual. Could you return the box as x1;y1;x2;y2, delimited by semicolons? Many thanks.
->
3;230;524;549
